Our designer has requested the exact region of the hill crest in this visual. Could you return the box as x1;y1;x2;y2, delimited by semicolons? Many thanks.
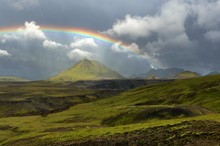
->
174;71;200;79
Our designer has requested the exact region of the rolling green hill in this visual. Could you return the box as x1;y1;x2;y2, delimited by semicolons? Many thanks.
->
0;75;220;145
107;74;220;112
174;71;200;79
50;59;124;81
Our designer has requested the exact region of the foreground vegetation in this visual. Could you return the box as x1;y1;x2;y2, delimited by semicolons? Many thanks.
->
0;75;220;145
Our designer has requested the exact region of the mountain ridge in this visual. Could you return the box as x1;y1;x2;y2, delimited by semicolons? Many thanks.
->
131;68;200;79
0;76;29;82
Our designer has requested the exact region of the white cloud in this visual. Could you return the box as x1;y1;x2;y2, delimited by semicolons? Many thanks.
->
17;21;46;40
43;40;66;49
70;38;98;48
194;0;220;29
105;0;220;42
1;34;19;41
204;30;220;43
3;21;70;50
127;43;142;54
111;42;142;54
67;49;93;61
8;0;39;10
69;38;99;60
105;15;158;39
111;43;127;53
0;49;10;57
0;21;46;41
105;0;189;40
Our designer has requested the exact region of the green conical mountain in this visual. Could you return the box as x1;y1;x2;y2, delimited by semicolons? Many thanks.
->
50;59;124;81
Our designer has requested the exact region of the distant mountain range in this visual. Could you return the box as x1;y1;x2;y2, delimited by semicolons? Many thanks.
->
207;71;220;75
50;59;124;81
131;68;201;79
2;59;216;82
0;76;29;82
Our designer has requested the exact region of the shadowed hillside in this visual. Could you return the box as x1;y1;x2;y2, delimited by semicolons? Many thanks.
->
0;79;170;117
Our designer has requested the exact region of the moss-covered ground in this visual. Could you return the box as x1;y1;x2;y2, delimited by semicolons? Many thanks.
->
0;75;220;145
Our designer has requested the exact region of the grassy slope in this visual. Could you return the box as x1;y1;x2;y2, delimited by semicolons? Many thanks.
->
0;75;220;145
102;75;220;111
174;71;200;79
50;59;124;81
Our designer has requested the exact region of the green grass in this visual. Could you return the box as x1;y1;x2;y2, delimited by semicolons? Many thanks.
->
0;81;122;117
102;74;220;112
0;112;219;145
0;75;220;145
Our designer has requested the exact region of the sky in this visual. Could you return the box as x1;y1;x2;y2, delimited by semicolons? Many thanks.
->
0;0;220;80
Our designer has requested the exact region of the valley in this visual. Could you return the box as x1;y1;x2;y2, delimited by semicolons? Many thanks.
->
0;75;219;145
0;79;169;117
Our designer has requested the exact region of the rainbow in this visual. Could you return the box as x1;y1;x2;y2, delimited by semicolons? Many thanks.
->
0;25;130;49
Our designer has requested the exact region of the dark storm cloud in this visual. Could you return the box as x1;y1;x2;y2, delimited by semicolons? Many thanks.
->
106;0;220;74
0;0;164;29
